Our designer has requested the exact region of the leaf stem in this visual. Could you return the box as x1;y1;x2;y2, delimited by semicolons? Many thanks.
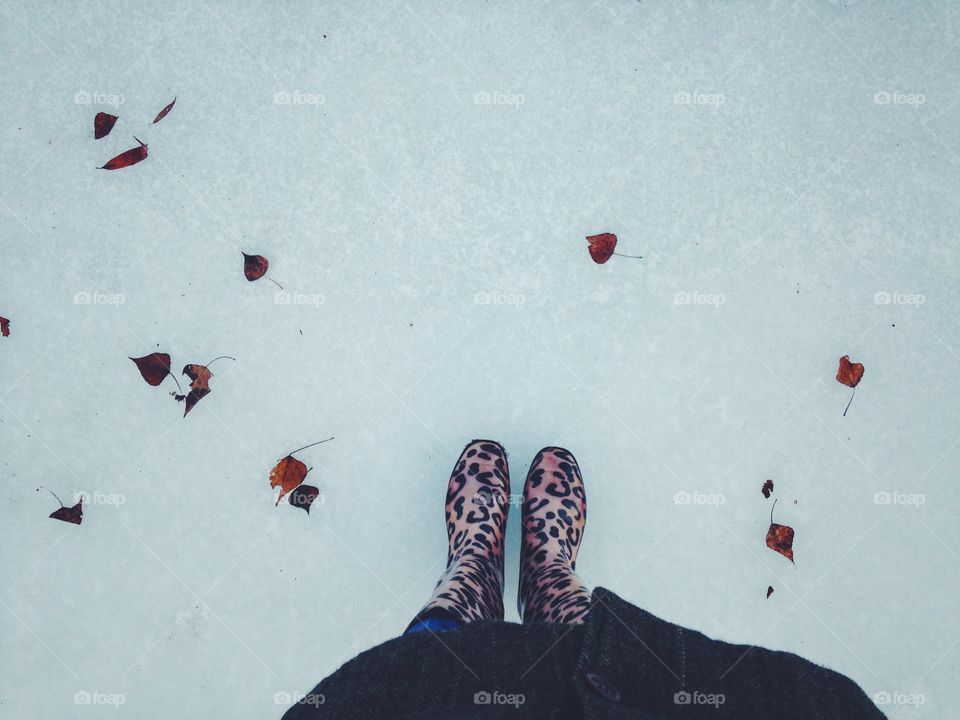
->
770;498;777;525
166;371;183;394
842;386;856;417
205;356;237;368
285;437;335;457
612;252;643;259
267;277;284;290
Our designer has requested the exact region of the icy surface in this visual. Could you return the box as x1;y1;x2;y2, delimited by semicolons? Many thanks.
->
1;1;958;718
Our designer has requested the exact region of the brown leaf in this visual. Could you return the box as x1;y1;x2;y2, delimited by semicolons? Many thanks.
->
94;112;118;139
270;455;309;506
242;252;269;281
761;479;774;499
289;484;320;514
766;585;774;598
0;316;9;337
131;353;172;386
836;355;865;387
181;364;212;416
766;523;795;563
586;233;617;264
99;137;148;170
153;97;176;124
50;497;83;525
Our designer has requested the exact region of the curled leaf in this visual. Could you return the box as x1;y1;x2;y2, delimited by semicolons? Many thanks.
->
270;455;309;506
131;353;172;386
153;97;176;124
586;233;618;264
100;137;148;170
836;355;865;387
94;112;118;139
761;479;774;499
766;523;795;563
289;484;320;514
182;364;212;416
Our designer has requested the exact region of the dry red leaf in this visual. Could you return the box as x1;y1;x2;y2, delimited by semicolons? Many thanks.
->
153;97;176;124
761;479;774;499
289;484;320;514
50;497;83;525
94;112;118;139
181;364;212;416
271;456;309;506
836;355;865;387
100;137;148;170
242;252;269;281
836;355;865;416
766;585;774;598
0;316;9;337
766;500;794;563
131;353;172;386
586;233;618;264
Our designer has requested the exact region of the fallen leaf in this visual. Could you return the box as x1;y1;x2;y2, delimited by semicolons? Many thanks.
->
836;355;865;416
131;353;172;386
836;355;865;387
181;364;212;416
153;97;176;124
100;137;148;170
242;252;269;281
50;497;83;525
94;112;118;139
766;500;794;563
761;479;774;499
289;484;320;514
0;316;9;337
766;585;774;598
270;456;309;506
586;233;618;264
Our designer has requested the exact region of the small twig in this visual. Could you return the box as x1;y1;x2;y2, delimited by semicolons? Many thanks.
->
284;437;335;458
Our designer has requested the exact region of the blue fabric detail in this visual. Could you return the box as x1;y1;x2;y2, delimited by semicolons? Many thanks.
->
403;617;462;635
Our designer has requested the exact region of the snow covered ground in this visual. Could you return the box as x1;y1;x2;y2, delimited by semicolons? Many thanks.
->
2;1;958;718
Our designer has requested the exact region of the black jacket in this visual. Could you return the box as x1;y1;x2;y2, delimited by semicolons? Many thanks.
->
282;587;885;719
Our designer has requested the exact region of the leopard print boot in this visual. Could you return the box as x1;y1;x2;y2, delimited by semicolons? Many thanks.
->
518;446;592;624
407;440;510;629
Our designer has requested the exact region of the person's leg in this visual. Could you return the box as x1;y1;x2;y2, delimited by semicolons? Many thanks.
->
518;446;591;624
405;440;510;634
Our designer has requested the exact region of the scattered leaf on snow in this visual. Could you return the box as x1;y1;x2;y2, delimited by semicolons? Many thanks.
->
49;495;83;525
0;316;9;337
100;137;148;170
94;112;118;139
766;500;795;564
766;585;774;598
586;232;642;264
836;355;865;416
153;97;176;124
289;484;320;514
242;252;269;281
761;479;774;499
181;364;212;416
270;455;309;506
131;353;173;386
